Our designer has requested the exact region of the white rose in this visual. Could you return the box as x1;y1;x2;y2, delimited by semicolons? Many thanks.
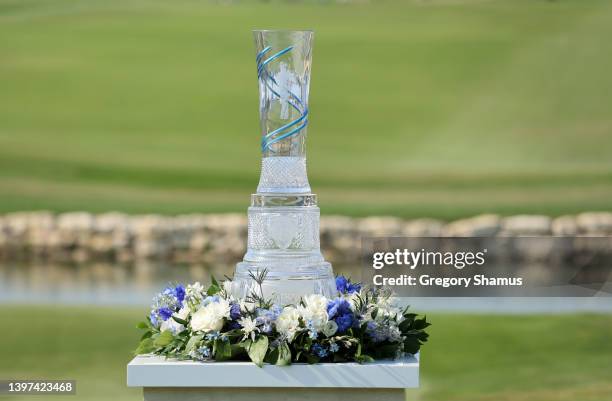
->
322;320;338;337
176;306;190;320
298;294;329;331
276;306;301;342
190;298;230;332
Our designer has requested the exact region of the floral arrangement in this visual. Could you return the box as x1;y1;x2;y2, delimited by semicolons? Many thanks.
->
135;273;430;366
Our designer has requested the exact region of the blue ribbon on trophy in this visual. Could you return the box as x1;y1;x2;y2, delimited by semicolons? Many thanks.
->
256;45;309;152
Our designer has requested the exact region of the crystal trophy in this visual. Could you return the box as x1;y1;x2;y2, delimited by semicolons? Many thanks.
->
231;30;336;303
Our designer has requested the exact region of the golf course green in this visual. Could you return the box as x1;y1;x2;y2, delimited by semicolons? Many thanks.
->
1;0;611;218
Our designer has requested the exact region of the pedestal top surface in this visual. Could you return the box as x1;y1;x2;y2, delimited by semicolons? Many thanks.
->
127;355;419;388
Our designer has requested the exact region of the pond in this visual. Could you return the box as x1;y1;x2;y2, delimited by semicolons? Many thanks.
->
1;262;610;313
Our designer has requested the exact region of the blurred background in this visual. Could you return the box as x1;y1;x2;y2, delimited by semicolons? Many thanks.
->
1;0;611;400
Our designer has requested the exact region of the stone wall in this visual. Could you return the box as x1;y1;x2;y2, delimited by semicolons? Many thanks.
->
0;211;611;265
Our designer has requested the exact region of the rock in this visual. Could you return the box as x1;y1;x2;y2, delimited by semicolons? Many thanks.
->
57;211;94;232
576;212;612;235
502;215;552;235
443;214;501;236
551;215;578;235
357;216;403;236
402;218;444;236
56;212;95;250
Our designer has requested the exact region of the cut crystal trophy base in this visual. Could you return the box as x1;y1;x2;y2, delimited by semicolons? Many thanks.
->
231;193;336;304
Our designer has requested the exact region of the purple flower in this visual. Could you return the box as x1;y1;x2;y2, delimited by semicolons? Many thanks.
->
227;321;241;330
174;285;186;303
335;276;361;294
335;276;349;293
327;298;355;333
157;307;173;321
336;314;354;333
230;303;241;320
347;282;361;294
327;298;352;319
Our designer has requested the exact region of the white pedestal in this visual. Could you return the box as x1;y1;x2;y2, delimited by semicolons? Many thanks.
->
127;355;419;401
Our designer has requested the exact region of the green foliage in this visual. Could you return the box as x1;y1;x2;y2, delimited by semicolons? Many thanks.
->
153;331;174;347
242;336;269;368
207;276;221;296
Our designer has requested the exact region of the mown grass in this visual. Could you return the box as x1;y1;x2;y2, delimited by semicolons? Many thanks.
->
1;0;612;218
0;306;611;401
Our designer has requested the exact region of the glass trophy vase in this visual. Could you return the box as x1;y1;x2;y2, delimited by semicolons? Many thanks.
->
231;30;336;304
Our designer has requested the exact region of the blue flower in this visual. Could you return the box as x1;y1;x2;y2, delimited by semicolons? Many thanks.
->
203;295;220;305
198;346;211;358
335;276;349;293
327;298;355;333
230;303;241;320
157;307;173;321
174;285;186;303
312;344;328;358
149;311;160;328
205;331;221;341
227;321;241;330
255;307;281;334
347;282;361;294
335;276;361;294
330;342;340;353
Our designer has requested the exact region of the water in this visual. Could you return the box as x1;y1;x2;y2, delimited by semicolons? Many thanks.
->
1;262;611;313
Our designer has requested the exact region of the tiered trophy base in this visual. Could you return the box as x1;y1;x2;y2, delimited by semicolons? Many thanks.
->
232;260;336;304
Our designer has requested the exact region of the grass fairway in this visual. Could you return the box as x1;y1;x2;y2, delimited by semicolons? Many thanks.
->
1;306;611;401
1;0;612;218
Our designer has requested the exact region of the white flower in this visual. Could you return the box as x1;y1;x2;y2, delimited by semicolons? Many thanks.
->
190;298;230;332
222;280;234;295
176;306;190;320
322;320;338;337
346;290;363;310
374;298;402;321
275;306;301;342
238;317;259;341
185;282;205;305
298;294;329;331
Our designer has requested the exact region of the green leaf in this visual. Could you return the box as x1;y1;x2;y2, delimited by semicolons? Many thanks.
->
185;335;203;353
134;338;154;355
399;316;416;332
207;284;221;296
276;343;292;366
305;353;319;364
214;339;232;361
206;275;221;295
355;354;375;364
244;336;268;367
172;315;188;326
136;321;149;329
371;308;379;320
153;330;174;347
